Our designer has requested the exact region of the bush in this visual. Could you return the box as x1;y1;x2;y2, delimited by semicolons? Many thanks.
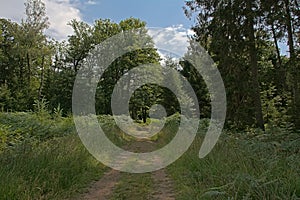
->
0;112;75;151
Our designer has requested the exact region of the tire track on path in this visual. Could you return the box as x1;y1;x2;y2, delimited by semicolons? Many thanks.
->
79;127;176;200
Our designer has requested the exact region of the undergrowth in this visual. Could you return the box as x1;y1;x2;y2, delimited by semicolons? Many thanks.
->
1;112;299;199
167;116;300;199
0;113;114;200
0;135;106;200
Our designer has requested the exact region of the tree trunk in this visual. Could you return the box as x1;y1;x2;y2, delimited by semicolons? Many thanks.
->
26;52;31;87
284;0;300;129
271;23;286;90
271;24;282;67
142;107;147;123
246;1;265;131
38;56;45;101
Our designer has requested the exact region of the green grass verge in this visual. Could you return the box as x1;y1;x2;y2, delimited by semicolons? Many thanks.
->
167;122;300;199
1;112;299;199
0;112;141;200
0;135;106;200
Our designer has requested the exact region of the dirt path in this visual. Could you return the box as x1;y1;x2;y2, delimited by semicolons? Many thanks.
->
80;128;176;200
151;169;175;200
81;170;121;200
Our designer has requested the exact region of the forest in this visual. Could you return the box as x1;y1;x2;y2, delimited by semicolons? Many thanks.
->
0;0;299;199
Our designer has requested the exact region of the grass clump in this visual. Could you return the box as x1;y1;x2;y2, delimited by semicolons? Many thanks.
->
111;172;153;200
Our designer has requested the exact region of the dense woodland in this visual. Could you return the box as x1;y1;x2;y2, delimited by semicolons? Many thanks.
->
185;0;300;131
0;0;300;130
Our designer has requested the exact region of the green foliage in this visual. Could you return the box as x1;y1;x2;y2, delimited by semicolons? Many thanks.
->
0;113;130;199
261;84;291;126
0;84;12;111
53;104;63;119
1;0;299;199
0;113;156;199
0;0;52;112
1;0;298;129
179;59;210;118
33;98;49;116
0;135;106;200
0;124;13;151
167;118;300;199
42;17;161;116
184;0;300;130
0;112;75;150
0;112;299;199
97;114;133;145
94;18;161;116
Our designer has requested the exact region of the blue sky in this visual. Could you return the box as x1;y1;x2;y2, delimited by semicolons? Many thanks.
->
0;0;287;55
0;0;193;40
80;0;194;28
79;0;195;57
0;0;195;57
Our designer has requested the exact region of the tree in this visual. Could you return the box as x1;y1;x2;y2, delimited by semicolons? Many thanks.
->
95;18;161;117
0;0;52;111
283;0;300;129
179;57;210;119
43;17;161;116
21;0;50;98
66;20;93;73
184;0;257;128
184;0;300;130
244;0;265;130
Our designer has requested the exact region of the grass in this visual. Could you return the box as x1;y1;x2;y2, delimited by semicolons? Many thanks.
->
0;134;107;200
0;112;144;199
0;112;110;200
0;112;75;150
0;112;299;199
110;172;153;200
166;119;300;199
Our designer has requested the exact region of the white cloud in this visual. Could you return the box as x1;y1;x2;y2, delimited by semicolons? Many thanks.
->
0;0;82;41
0;0;25;22
86;0;97;5
148;25;195;59
44;0;82;40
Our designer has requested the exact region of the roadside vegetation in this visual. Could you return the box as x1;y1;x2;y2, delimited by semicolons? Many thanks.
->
0;112;103;200
0;112;133;200
167;118;300;199
0;112;299;199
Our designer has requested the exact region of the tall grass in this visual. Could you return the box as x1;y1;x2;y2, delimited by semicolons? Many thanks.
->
1;112;299;199
0;113;109;200
0;112;138;199
0;112;75;144
0;135;106;200
167;117;300;199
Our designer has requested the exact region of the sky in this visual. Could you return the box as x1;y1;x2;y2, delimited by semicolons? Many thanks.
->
81;0;194;28
0;0;194;39
0;0;195;57
0;0;288;55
